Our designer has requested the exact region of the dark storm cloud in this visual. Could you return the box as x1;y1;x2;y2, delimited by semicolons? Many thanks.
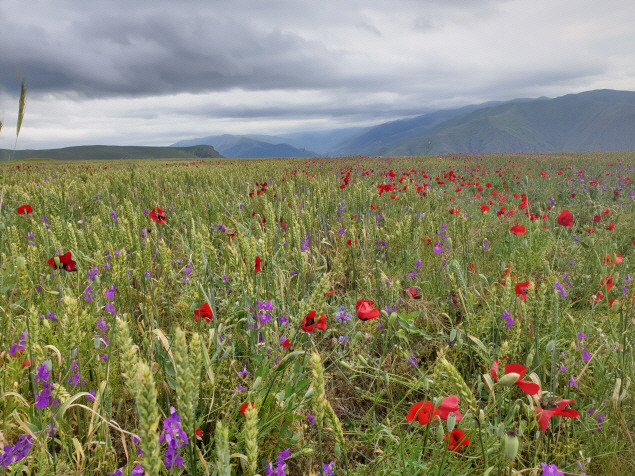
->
1;0;635;149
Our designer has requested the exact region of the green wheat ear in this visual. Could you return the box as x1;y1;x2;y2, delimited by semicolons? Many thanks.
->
16;80;26;138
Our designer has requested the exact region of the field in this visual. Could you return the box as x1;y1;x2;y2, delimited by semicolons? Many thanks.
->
0;152;633;475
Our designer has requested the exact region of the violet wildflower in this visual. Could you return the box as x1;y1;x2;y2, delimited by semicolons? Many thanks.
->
83;285;93;303
307;411;316;425
87;267;98;282
159;407;189;470
540;462;563;476
104;303;116;315
34;362;56;409
108;468;123;476
8;331;27;357
322;461;335;476
501;310;515;329
334;306;351;323
0;435;34;469
264;447;291;476
131;464;145;476
301;232;310;252
433;242;443;254
103;285;116;300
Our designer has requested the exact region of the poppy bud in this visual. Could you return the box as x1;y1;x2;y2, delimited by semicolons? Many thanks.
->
479;409;486;425
504;431;519;462
53;256;61;268
446;412;457;433
497;372;521;387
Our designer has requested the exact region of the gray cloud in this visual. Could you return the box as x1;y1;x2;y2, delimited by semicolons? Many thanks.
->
1;0;635;148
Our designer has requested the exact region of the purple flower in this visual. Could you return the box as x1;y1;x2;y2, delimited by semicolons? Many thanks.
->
159;407;189;470
540;463;563;476
131;464;145;476
108;468;123;476
8;331;27;357
501;310;515;329
0;435;34;468
104;286;116;300
104;303;116;315
87;267;98;282
238;365;249;376
433;243;443;254
334;305;351;323
307;411;315;425
568;375;578;388
301;232;310;252
83;285;93;303
321;461;335;476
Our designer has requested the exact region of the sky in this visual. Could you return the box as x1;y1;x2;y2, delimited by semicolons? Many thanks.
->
2;0;635;149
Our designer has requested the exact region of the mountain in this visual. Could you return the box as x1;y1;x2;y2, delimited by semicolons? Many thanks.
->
0;145;223;161
171;134;318;158
378;89;635;155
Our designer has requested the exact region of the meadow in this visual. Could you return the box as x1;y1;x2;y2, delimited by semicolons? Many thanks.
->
0;152;633;475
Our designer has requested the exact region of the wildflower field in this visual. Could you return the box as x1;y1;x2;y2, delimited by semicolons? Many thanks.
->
0;152;634;475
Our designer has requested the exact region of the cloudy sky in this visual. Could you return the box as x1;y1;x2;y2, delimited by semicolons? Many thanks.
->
1;0;635;149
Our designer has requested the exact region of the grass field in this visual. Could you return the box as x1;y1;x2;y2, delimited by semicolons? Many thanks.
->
0;152;633;475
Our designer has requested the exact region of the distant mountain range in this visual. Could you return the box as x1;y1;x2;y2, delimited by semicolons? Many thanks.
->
0;145;222;161
4;89;635;160
172;89;635;156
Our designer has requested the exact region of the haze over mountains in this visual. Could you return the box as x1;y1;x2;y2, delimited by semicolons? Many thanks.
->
172;89;635;157
4;89;635;160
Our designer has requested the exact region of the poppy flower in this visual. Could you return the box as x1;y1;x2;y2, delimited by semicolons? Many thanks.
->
592;215;601;222
324;290;335;296
557;210;573;227
490;360;540;395
194;303;213;323
509;225;526;235
47;251;77;272
254;256;261;273
406;396;461;426
149;207;166;224
17;205;32;215
607;223;615;231
282;339;291;350
240;402;255;417
356;300;380;321
195;427;203;440
444;429;470;452
515;281;529;301
536;399;579;431
300;310;327;333
600;275;614;292
404;286;422;299
406;401;437;425
480;204;490;213
346;239;357;246
602;208;610;216
603;253;622;266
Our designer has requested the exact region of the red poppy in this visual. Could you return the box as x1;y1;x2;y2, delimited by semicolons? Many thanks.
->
149;207;166;224
603;253;622;266
600;275;614;292
480;204;490;213
195;427;203;440
509;225;526;235
346;239;357;246
300;310;327;333
444;429;470;452
515;281;529;301
404;287;422;299
436;395;462;422
406;401;437;425
535;399;579;431
557;210;573;227
356;300;380;321
17;205;32;215
592;214;601;222
47;251;77;272
240;402;255;417
602;208;610;216
194;303;214;323
607;223;615;231
490;360;540;395
324;290;335;296
282;339;291;350
406;395;461;426
254;256;261;273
